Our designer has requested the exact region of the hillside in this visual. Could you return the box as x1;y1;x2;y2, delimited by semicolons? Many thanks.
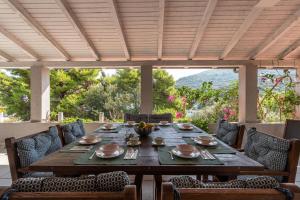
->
175;69;296;89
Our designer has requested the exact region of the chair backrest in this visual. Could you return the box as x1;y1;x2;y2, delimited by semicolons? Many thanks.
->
5;127;63;181
124;113;173;123
148;113;173;123
284;119;300;140
57;119;86;145
124;113;149;123
3;185;136;200
162;182;300;200
243;128;300;182
215;120;245;150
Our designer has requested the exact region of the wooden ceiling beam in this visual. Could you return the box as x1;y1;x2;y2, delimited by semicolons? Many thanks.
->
0;26;39;60
107;0;130;60
157;0;165;59
220;0;281;59
56;0;100;61
0;50;14;62
189;0;218;59
4;0;71;61
278;39;300;60
249;8;300;59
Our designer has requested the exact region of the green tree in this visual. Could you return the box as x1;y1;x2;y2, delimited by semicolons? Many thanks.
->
0;69;30;120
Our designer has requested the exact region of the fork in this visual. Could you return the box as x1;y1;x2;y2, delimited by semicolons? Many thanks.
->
168;151;174;160
88;151;96;160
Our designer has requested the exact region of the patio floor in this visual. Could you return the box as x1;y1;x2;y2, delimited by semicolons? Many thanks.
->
0;145;299;200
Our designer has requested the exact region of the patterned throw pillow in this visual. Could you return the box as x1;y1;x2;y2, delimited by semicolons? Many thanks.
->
96;171;130;192
169;176;245;188
42;176;96;192
11;177;45;192
215;119;239;146
62;119;86;144
10;172;130;193
16;127;62;168
244;128;290;173
169;176;279;189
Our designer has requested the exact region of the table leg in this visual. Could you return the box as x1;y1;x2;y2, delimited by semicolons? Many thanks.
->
134;174;143;200
154;175;162;200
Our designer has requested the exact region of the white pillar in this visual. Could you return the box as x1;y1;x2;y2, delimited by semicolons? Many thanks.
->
238;64;258;123
295;67;300;119
30;65;50;122
140;64;153;114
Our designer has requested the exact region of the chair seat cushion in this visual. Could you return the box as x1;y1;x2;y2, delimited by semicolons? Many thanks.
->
11;171;130;192
244;128;290;173
16;126;62;168
62;119;86;144
169;176;279;189
215;119;239;146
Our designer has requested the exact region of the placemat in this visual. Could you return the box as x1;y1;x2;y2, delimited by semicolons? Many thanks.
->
59;138;111;153
158;146;223;165
73;146;138;165
184;138;236;154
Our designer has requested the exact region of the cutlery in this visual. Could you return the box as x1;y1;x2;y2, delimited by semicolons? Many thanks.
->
132;149;139;159
124;148;134;160
88;151;96;160
203;150;215;160
168;151;174;160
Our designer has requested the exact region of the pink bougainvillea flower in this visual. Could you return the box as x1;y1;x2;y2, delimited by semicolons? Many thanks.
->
229;109;236;116
223;114;229;121
167;95;175;102
176;112;183;119
223;107;229;113
274;78;281;84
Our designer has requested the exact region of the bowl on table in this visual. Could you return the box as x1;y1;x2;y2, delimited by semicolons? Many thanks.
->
176;144;196;156
127;121;136;126
196;136;215;145
103;123;114;129
81;135;97;143
182;123;193;129
159;121;169;125
154;137;164;145
134;126;152;137
99;144;120;156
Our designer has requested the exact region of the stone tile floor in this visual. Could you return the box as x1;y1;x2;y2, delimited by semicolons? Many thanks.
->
0;145;299;200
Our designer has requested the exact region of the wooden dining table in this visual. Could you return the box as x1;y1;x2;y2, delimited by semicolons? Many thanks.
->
29;123;264;200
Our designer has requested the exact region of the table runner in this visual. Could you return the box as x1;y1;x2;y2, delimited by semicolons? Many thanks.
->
73;145;138;165
184;138;236;154
158;146;223;165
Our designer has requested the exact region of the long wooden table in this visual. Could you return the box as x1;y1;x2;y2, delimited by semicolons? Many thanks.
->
29;124;264;199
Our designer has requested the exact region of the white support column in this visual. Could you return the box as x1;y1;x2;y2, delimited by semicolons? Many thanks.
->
238;64;258;123
30;65;50;122
140;64;153;114
295;67;300;119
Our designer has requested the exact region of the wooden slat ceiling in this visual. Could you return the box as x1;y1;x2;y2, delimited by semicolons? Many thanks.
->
0;0;299;62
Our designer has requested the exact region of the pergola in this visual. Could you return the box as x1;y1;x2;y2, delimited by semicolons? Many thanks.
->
0;0;300;123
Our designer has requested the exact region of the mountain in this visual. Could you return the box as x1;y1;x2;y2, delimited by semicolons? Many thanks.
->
175;69;238;88
175;69;296;89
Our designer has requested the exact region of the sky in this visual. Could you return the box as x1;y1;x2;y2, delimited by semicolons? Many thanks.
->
103;68;209;80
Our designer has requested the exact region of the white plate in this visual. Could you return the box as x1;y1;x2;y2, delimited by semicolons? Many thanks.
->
101;126;117;130
178;125;193;130
78;138;102;145
127;141;141;146
193;139;218;147
95;147;124;159
171;148;200;159
152;141;165;146
159;123;171;126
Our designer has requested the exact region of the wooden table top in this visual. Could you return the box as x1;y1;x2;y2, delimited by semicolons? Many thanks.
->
29;124;264;176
